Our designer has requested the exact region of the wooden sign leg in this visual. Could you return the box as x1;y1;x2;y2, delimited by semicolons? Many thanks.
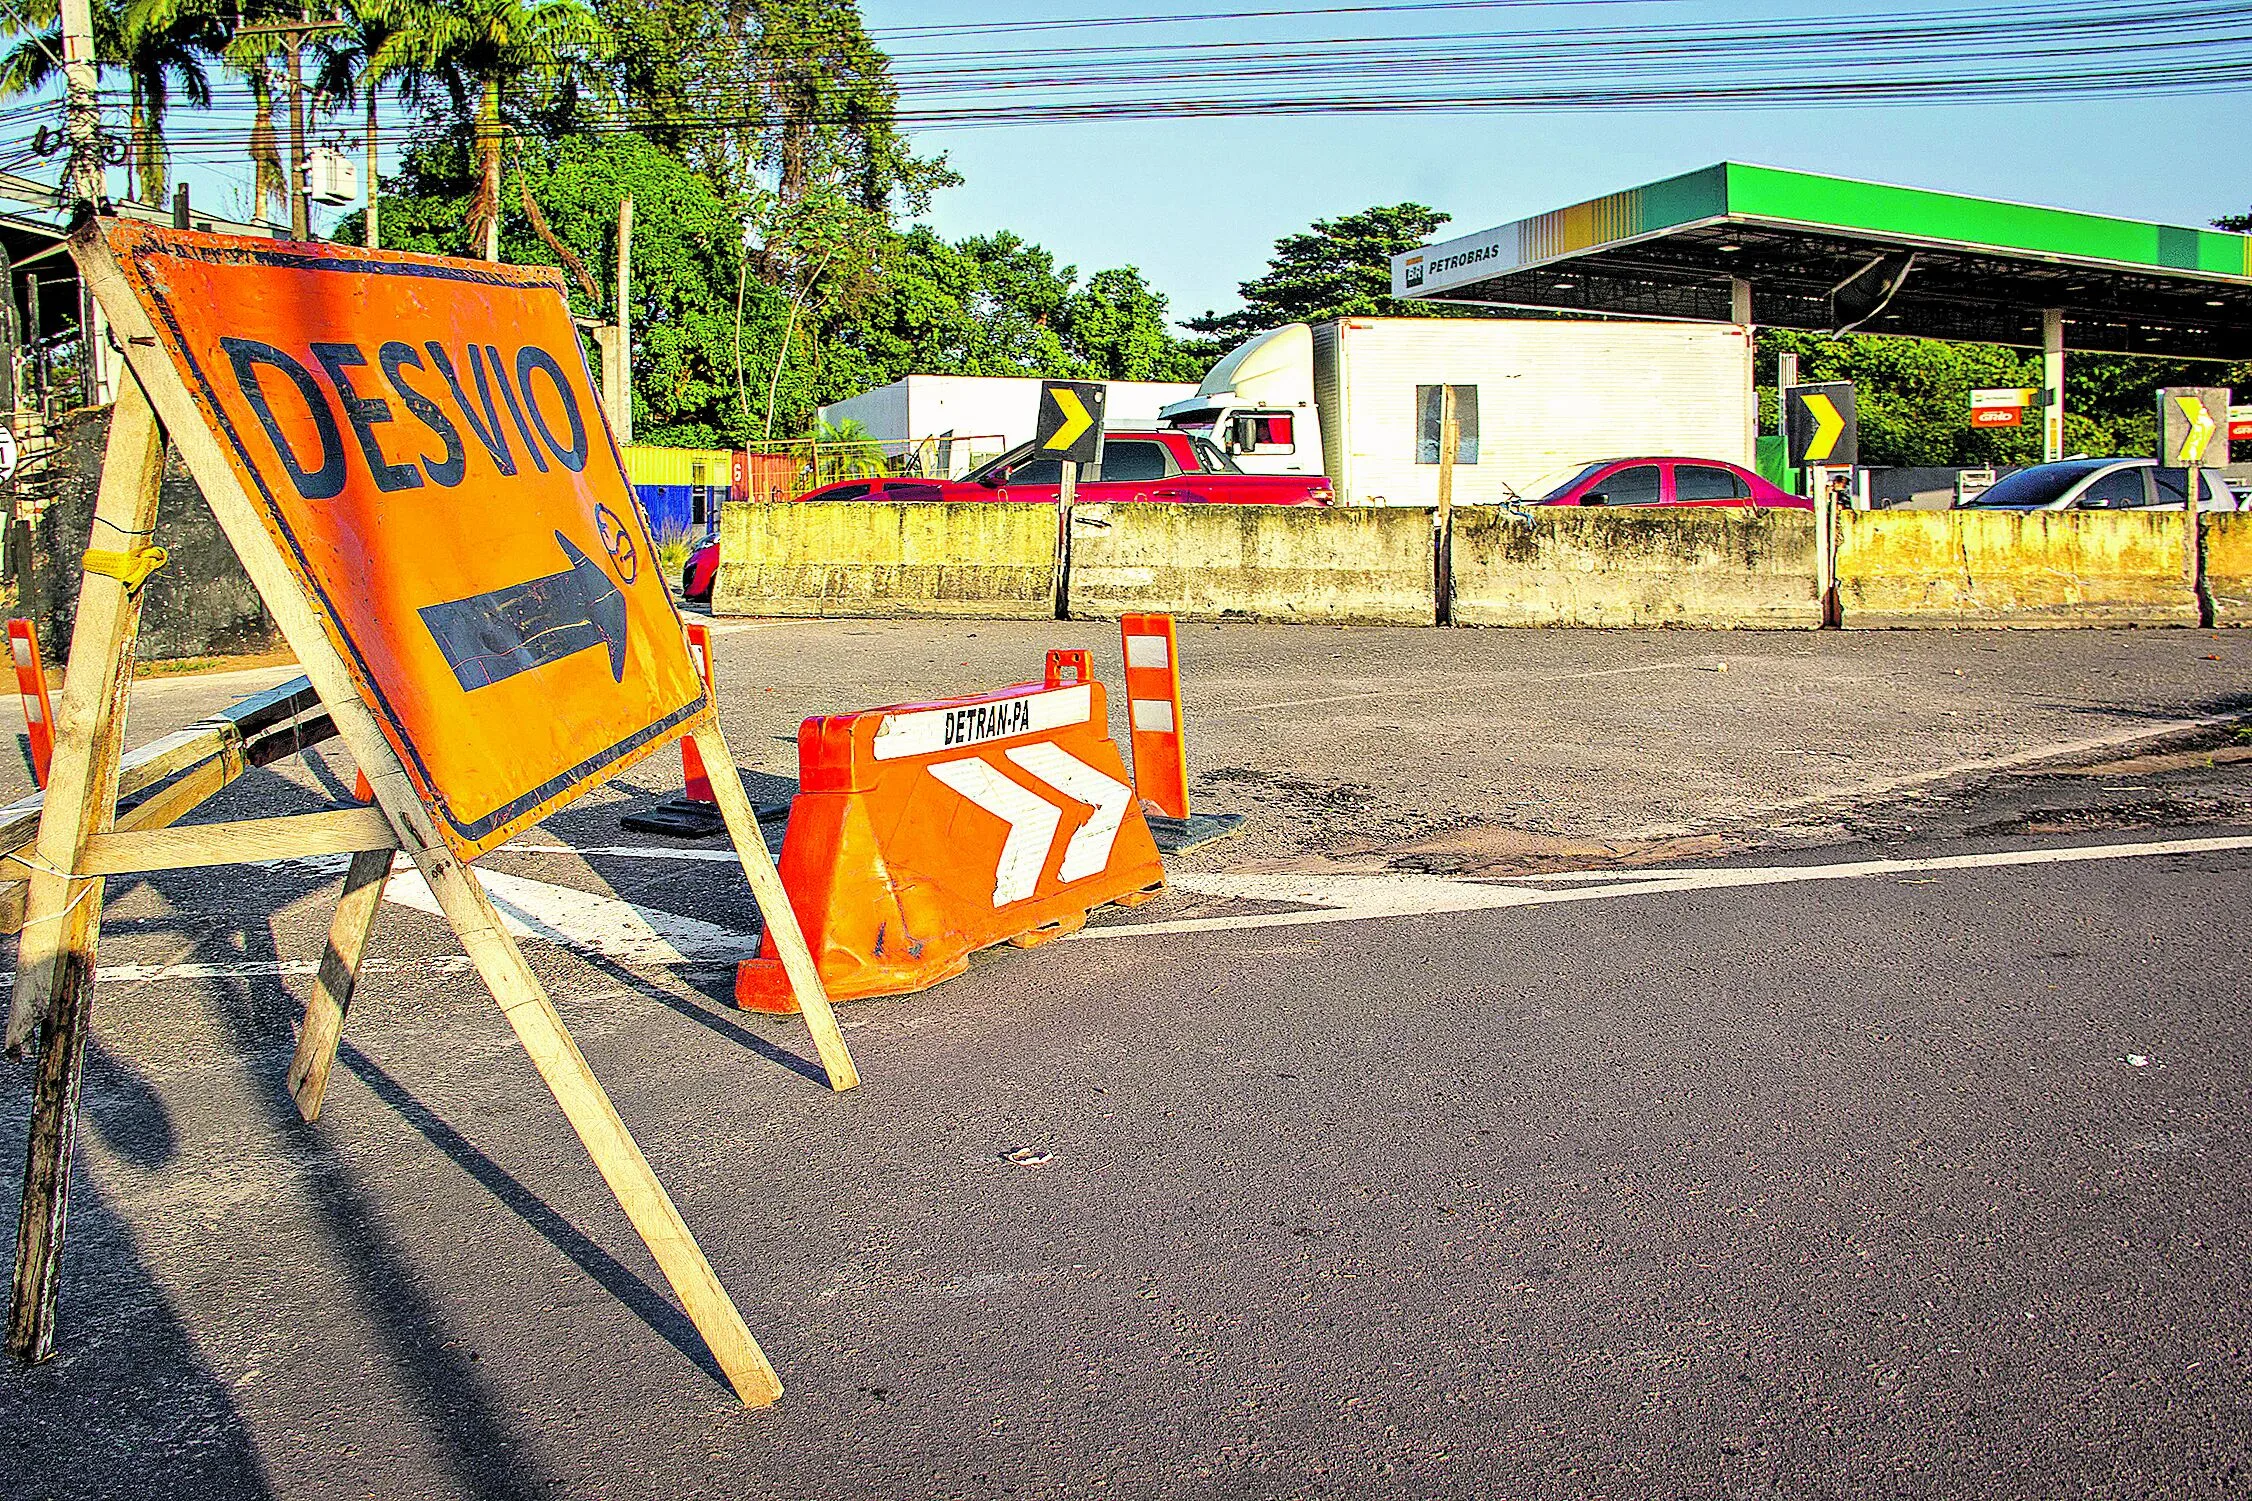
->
286;847;395;1123
687;719;858;1093
7;376;164;1362
405;836;784;1406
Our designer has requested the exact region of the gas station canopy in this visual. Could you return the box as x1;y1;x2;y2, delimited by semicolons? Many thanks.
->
1393;163;2252;360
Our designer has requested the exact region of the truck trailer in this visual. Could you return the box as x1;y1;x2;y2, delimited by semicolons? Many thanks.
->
1160;318;1755;506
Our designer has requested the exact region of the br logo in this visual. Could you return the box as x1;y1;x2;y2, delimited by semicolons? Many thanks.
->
594;503;639;585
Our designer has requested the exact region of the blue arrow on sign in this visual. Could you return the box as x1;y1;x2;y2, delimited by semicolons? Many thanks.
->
418;531;628;691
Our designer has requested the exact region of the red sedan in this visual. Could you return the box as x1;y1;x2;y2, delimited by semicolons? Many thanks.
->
1528;457;1805;510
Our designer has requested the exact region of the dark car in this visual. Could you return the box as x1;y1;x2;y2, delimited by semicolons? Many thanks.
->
1526;457;1807;510
1958;458;2241;511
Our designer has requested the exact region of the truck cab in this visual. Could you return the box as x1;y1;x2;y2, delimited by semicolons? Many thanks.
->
1159;323;1325;478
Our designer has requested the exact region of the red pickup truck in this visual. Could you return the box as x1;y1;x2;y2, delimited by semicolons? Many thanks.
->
682;428;1332;599
939;428;1332;506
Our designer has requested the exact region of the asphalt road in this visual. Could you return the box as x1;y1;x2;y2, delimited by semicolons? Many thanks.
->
2;625;2250;1499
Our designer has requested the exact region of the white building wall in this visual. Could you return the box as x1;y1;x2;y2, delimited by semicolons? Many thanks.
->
1335;319;1753;506
821;376;1198;476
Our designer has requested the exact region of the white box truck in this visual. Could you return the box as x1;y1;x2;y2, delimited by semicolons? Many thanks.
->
1160;318;1755;506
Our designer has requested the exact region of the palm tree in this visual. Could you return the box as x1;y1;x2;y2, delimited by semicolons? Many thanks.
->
117;0;221;203
0;0;220;205
383;0;607;260
309;0;431;249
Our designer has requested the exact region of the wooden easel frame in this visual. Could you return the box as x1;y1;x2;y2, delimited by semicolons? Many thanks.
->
5;223;858;1409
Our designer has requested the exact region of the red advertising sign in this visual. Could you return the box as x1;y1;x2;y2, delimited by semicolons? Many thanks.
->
1971;407;2023;428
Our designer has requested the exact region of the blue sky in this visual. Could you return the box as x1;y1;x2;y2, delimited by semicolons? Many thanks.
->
862;0;2252;331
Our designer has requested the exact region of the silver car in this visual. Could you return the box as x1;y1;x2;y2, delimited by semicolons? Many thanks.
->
1960;458;2241;511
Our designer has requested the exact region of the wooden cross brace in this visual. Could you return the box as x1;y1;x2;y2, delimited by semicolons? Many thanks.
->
3;371;857;1409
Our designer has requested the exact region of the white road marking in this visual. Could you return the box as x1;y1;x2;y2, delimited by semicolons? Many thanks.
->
376;859;751;964
927;757;1062;905
259;850;754;966
1006;742;1130;882
1082;833;2252;939
24;831;2250;988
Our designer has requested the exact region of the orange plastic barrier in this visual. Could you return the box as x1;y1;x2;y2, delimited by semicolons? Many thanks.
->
8;619;53;789
735;657;1166;1013
1119;613;1190;819
680;622;716;804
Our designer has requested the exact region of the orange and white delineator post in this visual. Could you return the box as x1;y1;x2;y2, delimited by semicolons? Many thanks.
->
1119;613;1190;819
679;621;717;804
8;618;54;789
735;655;1166;1013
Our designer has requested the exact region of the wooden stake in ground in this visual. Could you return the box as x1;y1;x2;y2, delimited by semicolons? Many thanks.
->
5;377;165;1360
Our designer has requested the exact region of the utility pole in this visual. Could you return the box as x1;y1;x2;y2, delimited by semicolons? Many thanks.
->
286;23;310;239
613;197;632;443
57;0;103;210
2041;309;2065;463
238;14;342;240
362;83;379;247
1435;385;1457;626
59;0;110;404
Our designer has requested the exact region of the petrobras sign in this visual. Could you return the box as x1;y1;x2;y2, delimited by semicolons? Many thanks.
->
1393;225;1519;298
1969;388;2036;410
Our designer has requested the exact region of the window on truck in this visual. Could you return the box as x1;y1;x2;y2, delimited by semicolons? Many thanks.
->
1098;440;1170;483
1231;412;1295;455
1415;385;1479;465
1673;464;1751;502
1188;435;1244;474
1006;456;1065;487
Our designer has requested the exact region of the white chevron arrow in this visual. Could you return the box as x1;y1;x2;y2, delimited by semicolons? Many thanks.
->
928;757;1063;906
1006;743;1132;882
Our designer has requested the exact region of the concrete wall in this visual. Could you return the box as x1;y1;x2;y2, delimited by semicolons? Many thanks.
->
1065;503;1437;624
712;499;1058;619
1835;510;2197;628
2205;513;2252;623
709;496;2225;631
1451;507;1820;628
8;405;283;663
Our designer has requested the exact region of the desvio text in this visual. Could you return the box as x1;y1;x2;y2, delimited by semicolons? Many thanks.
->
219;336;592;501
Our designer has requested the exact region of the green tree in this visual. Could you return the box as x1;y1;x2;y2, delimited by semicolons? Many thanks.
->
821;227;1205;402
1065;267;1205;383
1186;203;1456;346
600;0;953;304
382;0;609;258
369;130;805;444
310;0;441;249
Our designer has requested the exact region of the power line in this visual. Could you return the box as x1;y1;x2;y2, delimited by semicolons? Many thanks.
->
9;0;2251;165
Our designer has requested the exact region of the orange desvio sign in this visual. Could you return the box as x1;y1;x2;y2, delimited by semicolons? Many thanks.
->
101;221;702;858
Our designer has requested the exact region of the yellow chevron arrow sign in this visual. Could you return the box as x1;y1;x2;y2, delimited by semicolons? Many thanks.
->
2175;394;2217;464
1786;382;1856;468
1044;388;1094;452
1801;393;1844;462
1034;379;1106;466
